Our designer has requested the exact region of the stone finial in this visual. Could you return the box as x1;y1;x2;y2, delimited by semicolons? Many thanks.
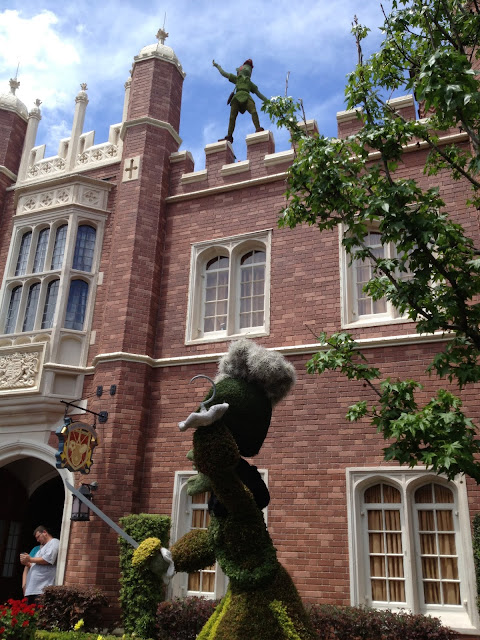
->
9;77;20;95
29;98;42;119
156;28;168;45
124;77;132;90
76;83;89;104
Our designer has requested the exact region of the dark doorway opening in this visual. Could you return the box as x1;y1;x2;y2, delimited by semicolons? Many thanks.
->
1;461;64;603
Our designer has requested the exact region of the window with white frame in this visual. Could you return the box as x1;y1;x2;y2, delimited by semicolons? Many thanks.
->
0;217;100;336
341;229;412;327
347;469;479;632
170;472;228;600
186;230;271;343
170;469;269;600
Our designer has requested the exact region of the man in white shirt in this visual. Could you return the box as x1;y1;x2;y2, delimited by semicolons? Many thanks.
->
20;525;59;604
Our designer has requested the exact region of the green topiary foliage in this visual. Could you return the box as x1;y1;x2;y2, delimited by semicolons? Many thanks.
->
472;513;480;611
118;513;171;639
171;339;316;640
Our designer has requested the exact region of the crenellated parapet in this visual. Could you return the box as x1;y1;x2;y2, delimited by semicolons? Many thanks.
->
168;126;307;197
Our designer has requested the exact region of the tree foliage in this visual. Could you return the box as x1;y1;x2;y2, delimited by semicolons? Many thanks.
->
263;0;480;482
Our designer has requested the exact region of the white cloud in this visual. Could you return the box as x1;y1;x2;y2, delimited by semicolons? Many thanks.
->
0;1;392;159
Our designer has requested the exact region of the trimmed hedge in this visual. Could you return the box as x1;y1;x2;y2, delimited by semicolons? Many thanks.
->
156;598;457;640
309;604;457;640
157;597;219;640
37;586;108;632
118;513;171;640
35;634;138;640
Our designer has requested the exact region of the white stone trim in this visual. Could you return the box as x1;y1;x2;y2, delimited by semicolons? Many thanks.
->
119;116;182;146
181;170;208;185
264;149;295;167
0;165;17;181
336;107;362;123
85;331;450;373
246;130;273;146
387;94;414;109
0;440;73;589
166;172;287;202
170;150;194;165
205;140;232;155
220;160;250;176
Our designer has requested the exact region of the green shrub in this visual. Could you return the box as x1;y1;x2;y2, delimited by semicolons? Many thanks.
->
472;513;480;610
37;586;108;632
309;604;457;640
35;633;139;640
156;597;219;640
118;514;171;640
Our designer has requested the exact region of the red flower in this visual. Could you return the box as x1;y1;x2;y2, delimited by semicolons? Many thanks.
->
22;620;29;627
0;626;4;634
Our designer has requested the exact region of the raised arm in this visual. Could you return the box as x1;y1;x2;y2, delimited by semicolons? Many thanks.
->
212;59;236;83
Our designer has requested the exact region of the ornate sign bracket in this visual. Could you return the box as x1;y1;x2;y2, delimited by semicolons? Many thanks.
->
60;399;108;424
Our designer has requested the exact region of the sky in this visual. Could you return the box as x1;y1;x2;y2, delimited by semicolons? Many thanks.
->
0;1;392;169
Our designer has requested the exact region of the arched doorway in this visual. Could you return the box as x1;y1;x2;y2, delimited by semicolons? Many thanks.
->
1;458;64;603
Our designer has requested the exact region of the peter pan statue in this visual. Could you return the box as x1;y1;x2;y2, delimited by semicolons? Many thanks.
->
213;58;268;143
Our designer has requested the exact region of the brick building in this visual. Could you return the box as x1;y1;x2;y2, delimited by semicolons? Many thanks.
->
1;31;480;636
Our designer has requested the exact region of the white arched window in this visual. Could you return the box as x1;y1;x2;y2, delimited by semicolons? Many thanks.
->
341;227;412;327
203;256;229;334
347;468;478;633
187;230;271;343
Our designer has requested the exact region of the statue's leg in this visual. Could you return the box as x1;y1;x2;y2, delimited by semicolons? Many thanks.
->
246;98;264;133
227;103;239;138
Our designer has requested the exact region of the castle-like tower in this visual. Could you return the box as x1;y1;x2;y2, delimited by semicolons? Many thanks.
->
1;31;480;638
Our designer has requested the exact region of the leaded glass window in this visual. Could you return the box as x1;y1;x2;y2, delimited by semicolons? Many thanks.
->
73;225;96;272
22;283;40;331
64;280;89;330
41;279;59;329
4;286;22;334
51;224;68;270
15;232;32;276
33;228;50;273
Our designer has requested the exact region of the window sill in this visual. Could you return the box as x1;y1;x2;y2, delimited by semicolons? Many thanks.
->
342;316;414;330
185;328;268;346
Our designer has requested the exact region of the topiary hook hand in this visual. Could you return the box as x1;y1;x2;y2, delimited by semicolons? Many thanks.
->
178;374;229;432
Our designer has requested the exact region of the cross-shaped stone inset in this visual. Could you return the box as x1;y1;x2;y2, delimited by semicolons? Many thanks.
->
122;156;141;182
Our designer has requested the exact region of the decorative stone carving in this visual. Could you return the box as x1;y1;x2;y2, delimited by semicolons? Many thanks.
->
0;351;39;390
27;157;65;178
19;186;74;213
76;143;118;167
81;189;100;206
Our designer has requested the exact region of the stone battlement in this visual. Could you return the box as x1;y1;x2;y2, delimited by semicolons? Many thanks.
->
169;120;319;197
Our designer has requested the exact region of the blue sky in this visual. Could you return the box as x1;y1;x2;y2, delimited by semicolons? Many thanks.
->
0;1;392;169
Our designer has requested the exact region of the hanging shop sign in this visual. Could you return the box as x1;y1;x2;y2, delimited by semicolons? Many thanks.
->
55;418;99;474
